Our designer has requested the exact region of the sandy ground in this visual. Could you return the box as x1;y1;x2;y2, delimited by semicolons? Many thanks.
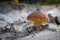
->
15;25;60;40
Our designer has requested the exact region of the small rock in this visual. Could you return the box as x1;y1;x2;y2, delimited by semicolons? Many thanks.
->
55;16;60;25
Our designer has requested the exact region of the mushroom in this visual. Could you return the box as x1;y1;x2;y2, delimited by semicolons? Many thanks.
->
11;0;25;10
13;0;19;4
27;11;49;30
17;4;25;10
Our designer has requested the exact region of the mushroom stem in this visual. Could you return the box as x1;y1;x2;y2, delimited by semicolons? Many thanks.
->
33;22;37;30
39;23;42;29
34;21;42;30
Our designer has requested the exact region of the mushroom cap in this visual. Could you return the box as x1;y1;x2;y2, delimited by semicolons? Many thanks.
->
14;4;25;10
14;0;19;4
18;4;25;10
27;11;49;23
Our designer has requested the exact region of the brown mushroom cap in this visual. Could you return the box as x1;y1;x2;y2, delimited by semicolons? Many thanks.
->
14;4;25;10
18;4;25;10
27;11;49;23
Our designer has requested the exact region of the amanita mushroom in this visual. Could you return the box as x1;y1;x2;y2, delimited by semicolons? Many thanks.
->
27;11;49;30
